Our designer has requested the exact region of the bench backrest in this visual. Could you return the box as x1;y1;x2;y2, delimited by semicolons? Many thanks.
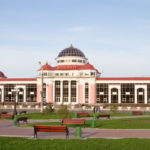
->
132;111;142;114
62;119;85;125
0;114;13;118
18;117;28;121
78;113;89;116
20;111;27;114
98;114;110;117
34;125;67;133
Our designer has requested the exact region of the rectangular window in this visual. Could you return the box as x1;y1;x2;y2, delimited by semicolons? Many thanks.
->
72;59;77;62
26;84;37;102
71;81;76;102
63;81;68;102
55;73;59;76
121;84;134;103
96;84;108;103
91;72;95;76
55;81;60;102
4;84;15;102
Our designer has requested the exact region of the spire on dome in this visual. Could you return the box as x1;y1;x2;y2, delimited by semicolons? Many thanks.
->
70;42;73;48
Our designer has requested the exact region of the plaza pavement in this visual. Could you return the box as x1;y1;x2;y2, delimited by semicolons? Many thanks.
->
1;116;150;139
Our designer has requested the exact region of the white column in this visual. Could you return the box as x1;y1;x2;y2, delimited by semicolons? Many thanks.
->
144;87;147;104
108;88;111;104
134;87;137;104
60;81;63;104
118;88;121;104
68;81;71;103
53;81;55;103
76;81;78;104
23;87;26;103
1;87;4;103
16;92;18;102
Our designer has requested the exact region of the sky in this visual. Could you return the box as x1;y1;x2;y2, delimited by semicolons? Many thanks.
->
0;0;150;78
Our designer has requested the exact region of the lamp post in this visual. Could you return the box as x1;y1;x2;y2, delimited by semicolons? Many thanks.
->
12;87;19;116
39;61;44;113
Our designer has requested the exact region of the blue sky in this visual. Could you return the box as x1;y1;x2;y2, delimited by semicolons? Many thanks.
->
0;0;150;77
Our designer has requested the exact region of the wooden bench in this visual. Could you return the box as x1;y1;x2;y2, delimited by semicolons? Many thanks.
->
19;111;27;115
17;117;28;124
132;111;143;115
62;119;85;127
0;114;14;119
97;114;110;119
34;125;69;139
77;112;89;117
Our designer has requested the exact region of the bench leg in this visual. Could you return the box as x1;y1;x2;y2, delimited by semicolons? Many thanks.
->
34;133;37;138
23;120;27;124
17;121;20;126
34;129;37;138
66;128;69;139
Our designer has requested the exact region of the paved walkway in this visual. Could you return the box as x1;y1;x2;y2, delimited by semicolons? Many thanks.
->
1;120;150;139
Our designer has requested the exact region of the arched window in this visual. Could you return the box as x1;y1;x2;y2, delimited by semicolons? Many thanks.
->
18;88;24;102
111;88;118;103
137;88;144;103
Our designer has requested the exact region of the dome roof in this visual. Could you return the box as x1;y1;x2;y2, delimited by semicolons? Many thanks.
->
57;44;85;58
0;71;7;78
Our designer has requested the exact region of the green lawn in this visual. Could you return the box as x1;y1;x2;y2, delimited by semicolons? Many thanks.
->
17;113;66;119
21;117;150;129
0;137;150;150
16;112;150;120
1;112;150;120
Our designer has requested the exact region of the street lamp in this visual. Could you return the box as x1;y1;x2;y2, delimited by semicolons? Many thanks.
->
11;87;20;116
39;61;44;113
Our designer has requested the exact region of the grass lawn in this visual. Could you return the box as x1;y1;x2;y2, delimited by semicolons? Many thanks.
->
16;112;150;120
0;137;150;150
17;113;68;119
21;117;150;129
1;112;150;120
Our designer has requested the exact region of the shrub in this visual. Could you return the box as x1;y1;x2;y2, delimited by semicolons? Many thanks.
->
110;104;118;114
57;105;70;119
43;103;54;114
